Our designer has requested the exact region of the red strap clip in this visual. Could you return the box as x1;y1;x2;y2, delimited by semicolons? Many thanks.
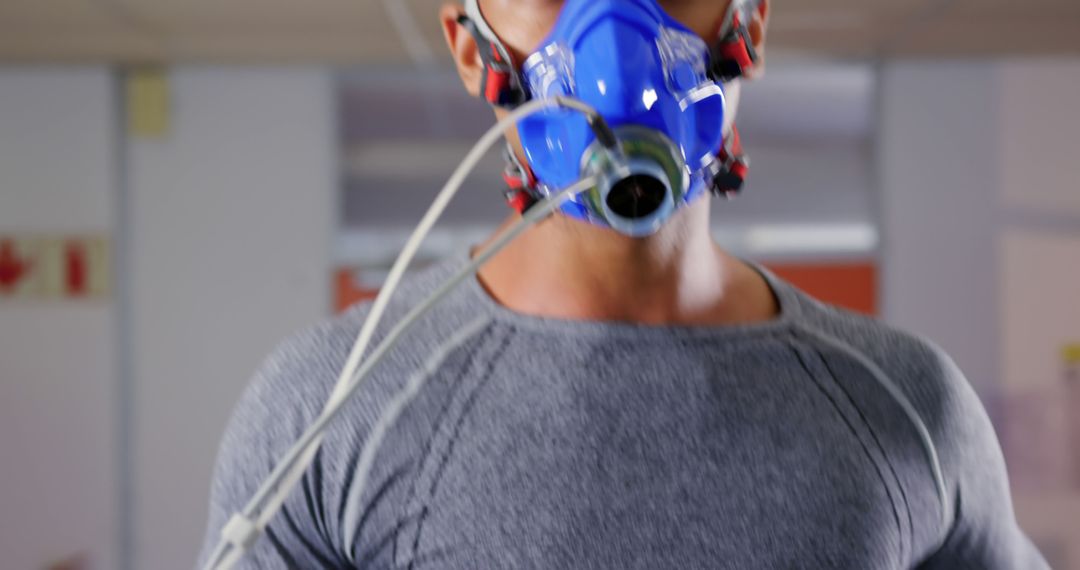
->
484;67;513;106
710;125;750;197
712;13;759;82
458;16;528;109
502;148;540;214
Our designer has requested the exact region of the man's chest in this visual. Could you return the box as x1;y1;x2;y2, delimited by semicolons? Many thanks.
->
357;356;917;569
386;439;905;570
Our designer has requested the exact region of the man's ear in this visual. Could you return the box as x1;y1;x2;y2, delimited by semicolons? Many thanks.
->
440;3;483;97
744;0;770;80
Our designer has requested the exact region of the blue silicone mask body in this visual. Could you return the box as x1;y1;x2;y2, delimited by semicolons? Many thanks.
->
518;0;726;231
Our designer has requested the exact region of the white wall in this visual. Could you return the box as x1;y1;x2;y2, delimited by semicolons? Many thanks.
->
997;59;1080;395
128;67;336;570
718;141;874;227
879;61;1002;396
996;61;1080;569
880;59;1080;394
0;67;119;570
879;59;1080;568
1000;61;1080;218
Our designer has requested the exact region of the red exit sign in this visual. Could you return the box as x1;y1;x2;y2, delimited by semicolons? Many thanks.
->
0;235;110;300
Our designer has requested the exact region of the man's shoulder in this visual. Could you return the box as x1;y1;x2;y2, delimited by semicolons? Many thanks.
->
240;253;479;421
787;288;969;411
231;307;369;439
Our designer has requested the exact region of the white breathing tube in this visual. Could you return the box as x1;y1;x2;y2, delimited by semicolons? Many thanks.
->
202;96;604;570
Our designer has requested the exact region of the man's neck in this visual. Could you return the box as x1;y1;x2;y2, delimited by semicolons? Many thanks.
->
474;199;779;326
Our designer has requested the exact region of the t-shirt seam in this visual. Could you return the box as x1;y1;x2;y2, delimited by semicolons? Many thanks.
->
404;326;518;569
390;324;498;567
786;338;909;569
812;344;917;567
475;313;799;342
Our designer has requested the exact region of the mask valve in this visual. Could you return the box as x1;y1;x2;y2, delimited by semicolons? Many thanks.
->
578;126;687;237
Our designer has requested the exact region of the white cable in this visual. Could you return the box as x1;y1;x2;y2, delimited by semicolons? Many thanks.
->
203;96;601;570
249;99;600;537
464;0;500;45
251;96;583;526
338;176;595;558
202;540;229;570
329;96;591;413
377;0;437;68
211;544;242;570
207;176;594;570
339;316;493;559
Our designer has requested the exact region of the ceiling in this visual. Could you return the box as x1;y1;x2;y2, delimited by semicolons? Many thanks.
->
0;0;1078;64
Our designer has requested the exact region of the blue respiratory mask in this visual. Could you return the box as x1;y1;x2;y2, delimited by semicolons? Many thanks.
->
462;0;756;236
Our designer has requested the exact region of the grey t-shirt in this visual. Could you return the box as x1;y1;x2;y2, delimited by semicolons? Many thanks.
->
198;252;1047;569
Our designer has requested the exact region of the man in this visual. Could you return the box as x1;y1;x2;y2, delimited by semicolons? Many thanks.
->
199;0;1048;568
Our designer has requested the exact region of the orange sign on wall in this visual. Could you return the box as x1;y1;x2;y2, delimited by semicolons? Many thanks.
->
335;267;380;312
765;261;878;315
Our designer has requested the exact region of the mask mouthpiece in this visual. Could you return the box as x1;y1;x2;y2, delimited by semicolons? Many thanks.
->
580;126;686;237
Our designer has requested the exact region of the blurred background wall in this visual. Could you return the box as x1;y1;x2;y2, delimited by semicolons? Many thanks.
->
0;67;120;570
0;0;1078;568
126;67;335;569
